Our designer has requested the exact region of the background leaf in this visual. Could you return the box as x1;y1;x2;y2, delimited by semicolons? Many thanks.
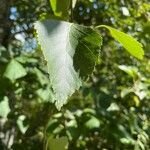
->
84;116;100;129
3;59;27;82
118;65;138;79
47;136;68;150
0;96;10;118
98;25;144;59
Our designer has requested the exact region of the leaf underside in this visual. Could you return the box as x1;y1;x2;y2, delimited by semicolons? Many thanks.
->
34;19;102;110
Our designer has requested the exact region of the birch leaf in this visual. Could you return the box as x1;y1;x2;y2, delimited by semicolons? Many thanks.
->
34;19;102;110
100;25;144;59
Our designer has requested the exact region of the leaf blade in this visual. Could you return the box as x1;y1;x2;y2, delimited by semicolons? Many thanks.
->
34;19;102;110
34;20;82;110
98;25;144;59
4;59;27;82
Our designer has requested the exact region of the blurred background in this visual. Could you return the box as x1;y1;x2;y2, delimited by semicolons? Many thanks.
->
0;0;150;149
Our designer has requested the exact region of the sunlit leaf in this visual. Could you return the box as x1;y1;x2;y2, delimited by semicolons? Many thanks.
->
17;115;28;134
107;102;120;112
97;25;144;59
118;65;138;79
4;59;27;82
36;87;55;102
84;116;100;129
34;19;102;110
0;96;10;118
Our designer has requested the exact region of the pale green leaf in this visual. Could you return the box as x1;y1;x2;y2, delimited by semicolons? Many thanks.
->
72;0;77;8
121;88;133;98
118;65;138;78
4;59;27;82
15;56;38;64
83;108;96;115
33;67;49;85
34;19;102;110
36;87;55;102
89;0;95;2
84;116;100;129
97;25;144;59
17;115;28;134
120;138;135;145
107;102;120;112
0;96;10;118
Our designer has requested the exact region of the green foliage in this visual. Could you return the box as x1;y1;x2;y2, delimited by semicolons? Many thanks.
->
35;18;144;109
0;0;150;150
49;0;70;19
35;19;144;110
